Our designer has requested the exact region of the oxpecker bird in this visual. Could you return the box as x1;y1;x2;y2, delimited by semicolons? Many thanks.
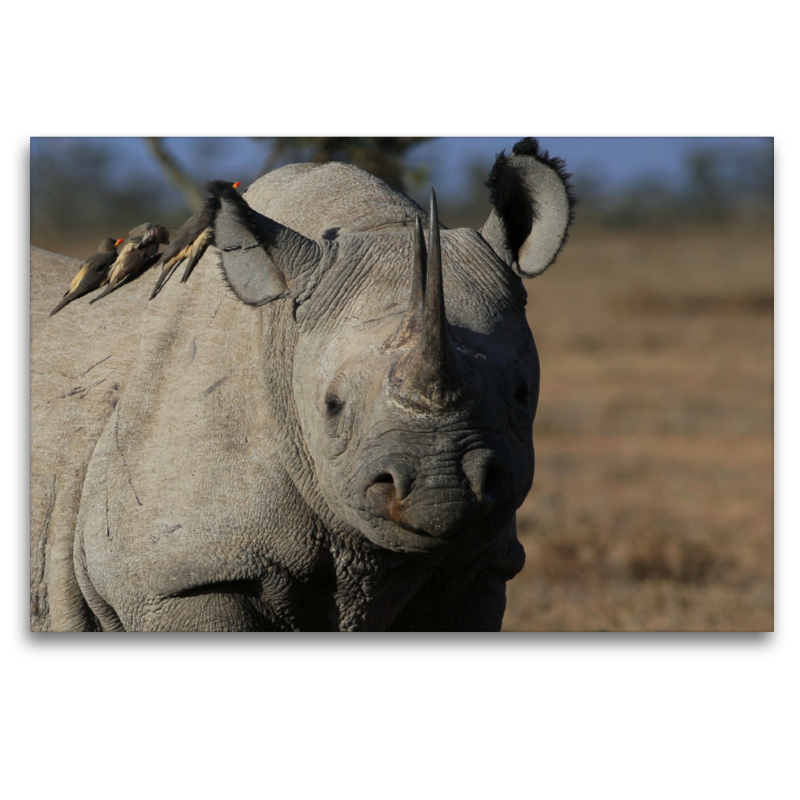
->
90;222;170;304
149;180;242;299
49;237;124;316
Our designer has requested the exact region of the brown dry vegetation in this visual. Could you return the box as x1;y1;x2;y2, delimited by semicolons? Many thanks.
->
503;224;773;631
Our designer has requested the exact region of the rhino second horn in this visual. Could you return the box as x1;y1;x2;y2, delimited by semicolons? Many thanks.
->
388;190;465;411
383;216;426;350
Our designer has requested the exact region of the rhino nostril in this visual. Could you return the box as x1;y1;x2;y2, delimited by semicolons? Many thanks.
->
463;451;507;509
366;474;413;531
483;464;505;505
366;467;413;501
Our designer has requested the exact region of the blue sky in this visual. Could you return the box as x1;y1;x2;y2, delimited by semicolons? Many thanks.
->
31;136;770;185
30;136;771;202
409;137;772;195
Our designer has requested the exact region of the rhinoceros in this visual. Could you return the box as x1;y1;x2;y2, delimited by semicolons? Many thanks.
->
30;138;574;631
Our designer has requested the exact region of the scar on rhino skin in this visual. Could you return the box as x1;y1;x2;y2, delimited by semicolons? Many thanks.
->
202;376;228;397
149;523;183;545
59;378;106;399
84;355;112;374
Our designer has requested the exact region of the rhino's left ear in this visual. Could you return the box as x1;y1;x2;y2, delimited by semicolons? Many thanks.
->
481;138;576;278
214;190;323;306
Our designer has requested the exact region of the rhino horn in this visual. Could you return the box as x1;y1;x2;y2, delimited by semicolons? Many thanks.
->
388;190;465;410
214;189;323;306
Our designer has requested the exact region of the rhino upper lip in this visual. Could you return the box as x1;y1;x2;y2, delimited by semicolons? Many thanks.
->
366;481;420;530
365;481;496;539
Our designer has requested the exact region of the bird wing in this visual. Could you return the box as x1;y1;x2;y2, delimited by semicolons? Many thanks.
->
155;210;206;266
64;250;115;295
65;262;91;296
179;226;214;283
51;254;115;315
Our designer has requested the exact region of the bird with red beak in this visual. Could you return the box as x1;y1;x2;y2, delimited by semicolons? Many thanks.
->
50;237;124;316
149;180;242;299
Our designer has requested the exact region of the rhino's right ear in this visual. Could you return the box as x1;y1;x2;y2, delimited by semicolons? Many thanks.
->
214;191;323;306
481;138;576;278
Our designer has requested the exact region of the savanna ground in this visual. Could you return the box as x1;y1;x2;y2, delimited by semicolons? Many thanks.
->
502;223;773;631
32;221;773;632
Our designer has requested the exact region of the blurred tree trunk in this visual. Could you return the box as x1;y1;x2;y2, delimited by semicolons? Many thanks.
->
252;137;433;193
145;137;433;209
145;137;203;211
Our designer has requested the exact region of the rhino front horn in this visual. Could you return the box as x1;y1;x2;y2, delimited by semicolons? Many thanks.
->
388;190;465;411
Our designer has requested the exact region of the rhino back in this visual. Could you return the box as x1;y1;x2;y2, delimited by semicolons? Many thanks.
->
30;242;279;629
31;246;146;629
31;247;83;339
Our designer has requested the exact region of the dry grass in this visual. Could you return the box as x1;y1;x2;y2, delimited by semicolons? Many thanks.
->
503;224;773;631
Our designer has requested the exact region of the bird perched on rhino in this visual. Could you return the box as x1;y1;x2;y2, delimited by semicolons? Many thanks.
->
149;180;242;299
90;222;170;304
49;237;124;316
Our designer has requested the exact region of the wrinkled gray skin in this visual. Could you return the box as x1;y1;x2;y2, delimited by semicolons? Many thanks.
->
31;147;572;631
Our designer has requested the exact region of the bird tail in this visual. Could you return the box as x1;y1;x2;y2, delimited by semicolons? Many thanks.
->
89;286;110;304
149;260;181;299
179;251;202;283
50;294;75;316
180;234;213;284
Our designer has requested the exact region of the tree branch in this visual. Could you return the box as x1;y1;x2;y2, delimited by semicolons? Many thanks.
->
144;137;203;211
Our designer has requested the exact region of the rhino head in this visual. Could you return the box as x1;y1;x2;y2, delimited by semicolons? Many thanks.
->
214;139;574;559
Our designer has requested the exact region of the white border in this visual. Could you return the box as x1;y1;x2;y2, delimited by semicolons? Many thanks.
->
6;3;795;798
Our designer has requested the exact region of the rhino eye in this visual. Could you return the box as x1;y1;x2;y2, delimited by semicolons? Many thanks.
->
324;393;344;418
514;382;529;405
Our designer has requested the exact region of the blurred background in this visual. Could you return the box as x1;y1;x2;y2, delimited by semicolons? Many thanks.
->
29;136;774;631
